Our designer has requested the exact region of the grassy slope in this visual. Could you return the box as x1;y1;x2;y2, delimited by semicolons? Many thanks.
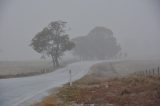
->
32;60;160;106
57;75;160;106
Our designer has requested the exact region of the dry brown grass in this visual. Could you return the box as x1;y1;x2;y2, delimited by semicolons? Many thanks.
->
32;60;160;106
32;94;62;106
56;75;160;106
32;75;160;106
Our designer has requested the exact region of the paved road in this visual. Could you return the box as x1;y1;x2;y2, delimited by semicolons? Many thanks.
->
0;61;100;106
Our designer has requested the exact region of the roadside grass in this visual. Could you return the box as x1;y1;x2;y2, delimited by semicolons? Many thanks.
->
32;96;62;106
32;75;160;106
31;61;160;106
57;75;160;106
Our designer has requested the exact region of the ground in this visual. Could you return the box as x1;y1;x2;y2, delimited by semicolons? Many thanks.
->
32;60;160;106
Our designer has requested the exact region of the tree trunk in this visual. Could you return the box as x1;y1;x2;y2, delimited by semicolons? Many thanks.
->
51;55;55;68
55;34;60;67
55;56;59;67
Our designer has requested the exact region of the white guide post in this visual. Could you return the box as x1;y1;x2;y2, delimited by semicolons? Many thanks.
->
69;69;72;86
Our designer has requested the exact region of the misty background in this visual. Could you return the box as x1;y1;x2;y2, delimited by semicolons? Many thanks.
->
0;0;160;61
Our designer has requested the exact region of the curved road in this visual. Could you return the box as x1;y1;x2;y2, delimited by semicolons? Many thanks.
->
0;61;100;106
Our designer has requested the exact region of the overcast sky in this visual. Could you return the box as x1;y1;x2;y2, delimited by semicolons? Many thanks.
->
0;0;160;60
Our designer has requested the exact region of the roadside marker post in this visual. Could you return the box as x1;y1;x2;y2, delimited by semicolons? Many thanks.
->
69;69;72;86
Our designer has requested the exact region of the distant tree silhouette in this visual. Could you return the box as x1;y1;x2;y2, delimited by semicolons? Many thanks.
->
72;27;121;60
31;21;75;67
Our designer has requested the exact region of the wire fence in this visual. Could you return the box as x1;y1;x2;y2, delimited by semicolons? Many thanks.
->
134;66;160;76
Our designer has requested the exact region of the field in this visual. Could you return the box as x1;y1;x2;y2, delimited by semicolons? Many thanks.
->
0;59;159;78
0;59;77;78
0;61;54;78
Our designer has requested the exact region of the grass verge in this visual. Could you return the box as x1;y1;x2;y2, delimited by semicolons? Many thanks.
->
32;75;160;106
32;61;160;106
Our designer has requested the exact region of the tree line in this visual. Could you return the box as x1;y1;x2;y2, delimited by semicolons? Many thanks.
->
31;21;121;68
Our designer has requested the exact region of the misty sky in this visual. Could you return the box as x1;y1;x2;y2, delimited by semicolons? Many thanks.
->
0;0;160;60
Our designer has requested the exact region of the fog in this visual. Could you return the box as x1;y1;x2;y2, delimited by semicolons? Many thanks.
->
0;0;160;61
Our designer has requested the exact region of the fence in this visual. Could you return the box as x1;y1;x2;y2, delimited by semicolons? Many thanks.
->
134;66;160;76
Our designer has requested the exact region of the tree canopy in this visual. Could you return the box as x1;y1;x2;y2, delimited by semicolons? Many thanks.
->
72;26;121;60
31;21;75;67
